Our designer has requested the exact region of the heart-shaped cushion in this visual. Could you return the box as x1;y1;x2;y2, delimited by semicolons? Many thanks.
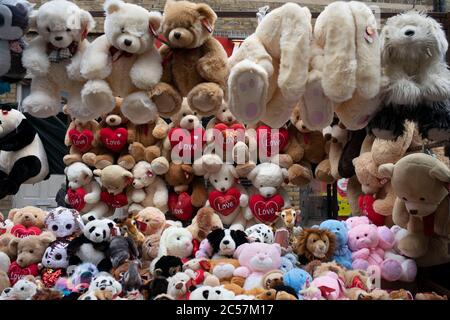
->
168;127;205;160
66;187;87;211
10;224;42;238
256;125;289;157
249;194;284;224
41;268;64;288
209;188;241;217
168;192;194;221
100;191;128;208
68;129;94;152
213;123;245;150
99;127;128;152
358;194;385;226
8;261;39;285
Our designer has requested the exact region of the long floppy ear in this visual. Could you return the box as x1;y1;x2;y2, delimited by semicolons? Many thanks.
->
196;3;217;27
378;163;395;178
428;16;448;59
79;9;96;35
429;164;450;183
149;11;162;33
104;0;123;14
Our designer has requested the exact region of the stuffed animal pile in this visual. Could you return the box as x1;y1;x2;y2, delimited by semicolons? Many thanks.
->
0;0;449;301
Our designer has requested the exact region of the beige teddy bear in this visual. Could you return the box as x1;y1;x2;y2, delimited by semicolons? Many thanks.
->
8;206;47;230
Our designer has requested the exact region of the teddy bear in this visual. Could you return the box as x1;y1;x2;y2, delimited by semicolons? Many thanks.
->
0;106;49;199
186;207;223;242
282;268;312;296
319;220;352;269
293;228;337;265
245;163;291;227
163;99;205;164
0;0;32;83
368;11;450;141
134;207;169;237
299;1;381;132
44;207;81;240
7;206;47;238
193;154;249;230
156;0;228;118
63;106;99;166
232;242;281;290
164;162;207;223
21;0;96;120
7;232;55;285
378;153;450;266
79;0;173;124
128;160;169;215
91;165;134;222
64;162;109;221
83;98;136;170
228;3;312;128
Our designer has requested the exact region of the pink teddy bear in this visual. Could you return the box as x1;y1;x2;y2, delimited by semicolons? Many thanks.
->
348;222;407;281
233;242;281;290
345;216;370;229
310;271;347;300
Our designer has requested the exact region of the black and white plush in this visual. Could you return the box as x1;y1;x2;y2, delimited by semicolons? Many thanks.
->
206;228;248;258
189;286;235;300
107;236;139;268
0;106;49;199
42;239;70;269
67;219;115;272
245;224;274;244
0;0;32;83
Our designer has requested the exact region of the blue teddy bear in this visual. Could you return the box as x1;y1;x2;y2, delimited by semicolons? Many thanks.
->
319;219;352;269
280;253;299;273
283;268;312;298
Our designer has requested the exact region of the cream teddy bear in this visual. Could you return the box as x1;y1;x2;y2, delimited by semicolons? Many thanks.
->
80;0;163;124
228;3;312;128
128;160;169;215
21;0;95;120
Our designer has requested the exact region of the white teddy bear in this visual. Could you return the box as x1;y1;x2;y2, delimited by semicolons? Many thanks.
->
64;162;109;222
128;160;169;215
21;0;96;120
80;0;163;124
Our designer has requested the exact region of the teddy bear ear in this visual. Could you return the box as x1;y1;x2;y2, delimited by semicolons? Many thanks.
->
148;11;162;34
8;208;18;220
8;237;20;253
28;10;38;30
247;166;259;182
378;163;394;178
79;9;96;35
104;0;123;14
196;3;217;27
429;164;450;183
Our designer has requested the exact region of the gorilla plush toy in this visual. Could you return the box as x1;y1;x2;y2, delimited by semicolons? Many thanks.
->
0;105;49;199
0;0;32;83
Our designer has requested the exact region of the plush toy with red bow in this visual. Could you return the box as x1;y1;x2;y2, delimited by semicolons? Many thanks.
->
245;163;291;227
80;0;175;124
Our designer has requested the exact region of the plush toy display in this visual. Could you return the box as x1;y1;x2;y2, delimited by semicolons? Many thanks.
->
21;0;95;119
0;107;49;199
0;0;32;83
228;3;312;128
368;12;450;141
8;206;47;234
156;0;228;117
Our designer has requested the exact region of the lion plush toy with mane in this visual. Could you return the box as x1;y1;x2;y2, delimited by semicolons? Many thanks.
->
293;228;336;265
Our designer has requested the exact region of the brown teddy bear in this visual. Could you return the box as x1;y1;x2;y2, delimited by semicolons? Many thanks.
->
164;162;208;223
83;98;136;170
186;207;223;242
63;105;100;166
7;232;55;285
8;207;48;238
0;233;16;260
293;228;336;265
379;153;450;266
157;0;228;117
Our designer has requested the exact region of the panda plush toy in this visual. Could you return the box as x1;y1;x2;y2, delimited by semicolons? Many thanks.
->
0;105;48;199
0;0;32;83
67;219;116;272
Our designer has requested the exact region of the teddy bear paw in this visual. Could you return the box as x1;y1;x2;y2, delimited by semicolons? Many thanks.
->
301;79;334;130
381;259;402;282
400;259;417;282
122;91;158;125
188;83;223;117
150;82;182;117
81;80;115;116
22;95;61;118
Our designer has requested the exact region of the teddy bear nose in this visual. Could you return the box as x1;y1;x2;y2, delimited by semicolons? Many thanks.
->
409;209;418;215
55;36;63;41
124;39;132;46
404;29;415;37
220;187;226;192
227;116;232;122
188;118;193;123
174;32;181;39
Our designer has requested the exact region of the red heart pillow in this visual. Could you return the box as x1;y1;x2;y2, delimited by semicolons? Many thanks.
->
209;188;241;217
100;127;128;152
8;261;39;285
358;195;385;226
41;268;64;288
100;191;128;208
256;125;289;157
249;194;284;224
11;224;42;238
68;129;94;152
66;187;87;211
168;127;205;160
168;192;194;221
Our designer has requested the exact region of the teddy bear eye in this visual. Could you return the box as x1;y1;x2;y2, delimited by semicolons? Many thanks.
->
336;228;340;231
193;112;197;115
29;250;34;254
224;177;228;181
364;234;368;237
356;237;360;240
177;237;180;241
47;27;51;32
420;197;425;201
214;179;218;183
182;113;187;117
121;27;125;33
